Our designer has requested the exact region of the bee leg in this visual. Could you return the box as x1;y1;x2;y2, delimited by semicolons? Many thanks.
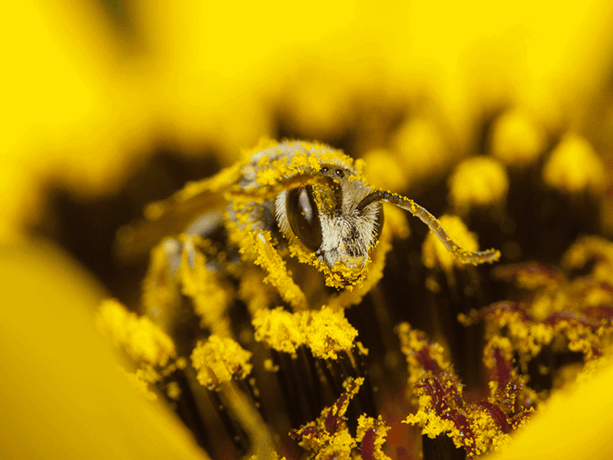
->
240;230;308;311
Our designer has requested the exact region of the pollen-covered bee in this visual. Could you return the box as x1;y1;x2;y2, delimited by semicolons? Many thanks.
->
116;139;499;310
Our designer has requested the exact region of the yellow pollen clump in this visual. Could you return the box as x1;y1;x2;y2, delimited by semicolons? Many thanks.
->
448;156;509;214
356;415;392;460
166;381;182;400
470;410;511;454
514;269;561;292
191;335;253;389
255;155;289;186
489;110;546;167
291;377;364;457
252;307;305;356
299;306;359;359
511;321;555;358
243;230;308;310
422;215;479;272
287;235;369;291
97;299;176;367
397;322;451;386
563;236;613;285
252;306;359;359
542;134;606;195
124;369;159;401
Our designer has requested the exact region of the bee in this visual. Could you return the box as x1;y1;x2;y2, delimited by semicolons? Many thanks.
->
116;140;499;309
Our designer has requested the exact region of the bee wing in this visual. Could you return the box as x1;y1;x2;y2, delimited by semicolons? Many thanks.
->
114;163;243;261
115;164;342;261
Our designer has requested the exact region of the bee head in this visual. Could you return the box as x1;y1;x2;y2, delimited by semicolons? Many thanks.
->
276;165;384;276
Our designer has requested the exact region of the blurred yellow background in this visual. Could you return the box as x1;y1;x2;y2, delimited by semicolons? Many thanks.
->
3;0;613;240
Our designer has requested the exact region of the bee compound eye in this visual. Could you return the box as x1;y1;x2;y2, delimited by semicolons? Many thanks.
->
286;186;323;251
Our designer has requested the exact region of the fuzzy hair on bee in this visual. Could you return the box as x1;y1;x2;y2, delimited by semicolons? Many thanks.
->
116;139;500;307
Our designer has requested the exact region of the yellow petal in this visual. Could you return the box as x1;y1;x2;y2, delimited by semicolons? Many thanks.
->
492;358;613;460
0;240;210;460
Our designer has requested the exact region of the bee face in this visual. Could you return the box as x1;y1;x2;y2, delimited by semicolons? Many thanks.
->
276;163;384;272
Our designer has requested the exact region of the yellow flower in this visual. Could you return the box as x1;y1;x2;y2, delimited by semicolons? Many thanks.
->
3;1;613;459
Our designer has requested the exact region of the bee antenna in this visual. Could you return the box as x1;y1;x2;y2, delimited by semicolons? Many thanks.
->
356;190;388;213
358;190;501;265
